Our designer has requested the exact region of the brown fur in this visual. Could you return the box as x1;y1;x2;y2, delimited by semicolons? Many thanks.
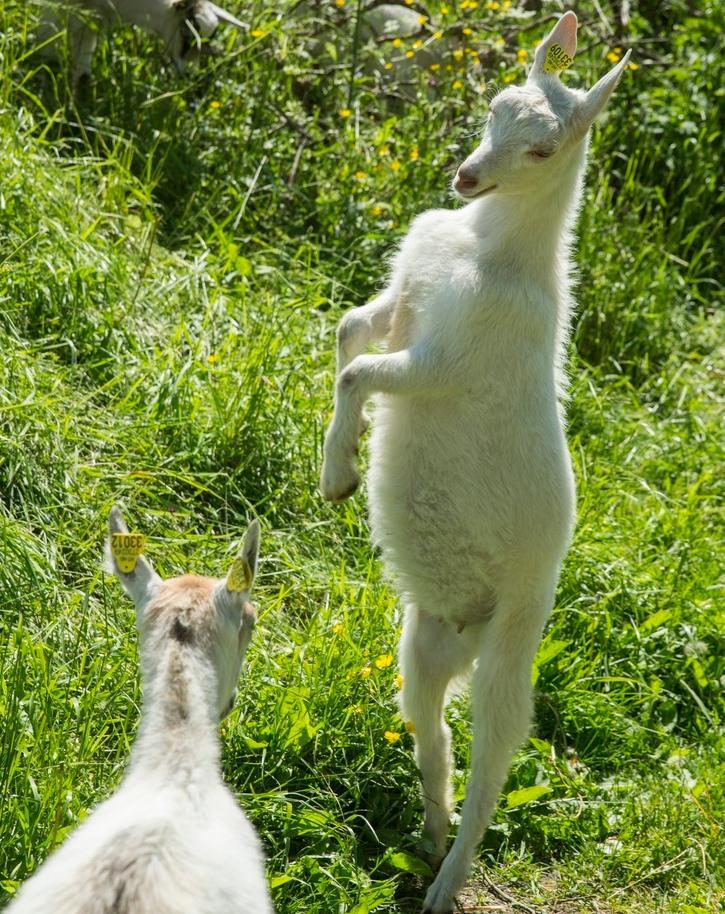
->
146;575;218;637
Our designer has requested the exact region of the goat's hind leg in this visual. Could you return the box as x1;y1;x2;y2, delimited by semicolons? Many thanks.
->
421;591;553;914
399;606;478;868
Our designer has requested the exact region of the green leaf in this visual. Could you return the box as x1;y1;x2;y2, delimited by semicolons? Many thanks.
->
386;850;433;877
506;785;552;809
640;608;672;633
269;874;294;889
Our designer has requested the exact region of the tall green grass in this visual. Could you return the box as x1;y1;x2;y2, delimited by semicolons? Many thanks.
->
0;1;722;911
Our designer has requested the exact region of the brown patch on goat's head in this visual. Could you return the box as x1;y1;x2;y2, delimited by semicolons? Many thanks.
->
144;574;218;643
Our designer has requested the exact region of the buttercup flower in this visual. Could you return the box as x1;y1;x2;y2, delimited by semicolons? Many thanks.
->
384;730;401;743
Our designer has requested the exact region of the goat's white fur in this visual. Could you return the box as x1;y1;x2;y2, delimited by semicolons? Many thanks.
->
38;0;246;81
7;506;273;914
321;13;631;912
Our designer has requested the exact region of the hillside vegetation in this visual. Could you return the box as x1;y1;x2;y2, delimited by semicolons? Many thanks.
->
0;1;722;912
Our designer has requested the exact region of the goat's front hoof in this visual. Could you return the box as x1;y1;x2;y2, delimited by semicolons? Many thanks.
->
421;868;459;914
320;455;360;502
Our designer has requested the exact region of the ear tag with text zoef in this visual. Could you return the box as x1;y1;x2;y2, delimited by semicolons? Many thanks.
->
227;556;252;592
111;532;145;573
544;44;574;74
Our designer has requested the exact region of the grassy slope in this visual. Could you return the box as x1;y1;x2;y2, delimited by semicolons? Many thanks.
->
0;1;722;912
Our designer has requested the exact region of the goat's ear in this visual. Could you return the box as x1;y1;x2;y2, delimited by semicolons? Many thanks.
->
574;50;632;132
223;519;260;596
105;506;161;614
207;2;247;29
529;11;578;82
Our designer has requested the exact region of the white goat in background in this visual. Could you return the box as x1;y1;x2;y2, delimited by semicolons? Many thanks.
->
321;13;631;913
8;506;273;914
38;0;246;82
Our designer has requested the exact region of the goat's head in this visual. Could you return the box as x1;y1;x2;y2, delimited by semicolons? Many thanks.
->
166;0;247;71
453;12;632;200
106;505;260;721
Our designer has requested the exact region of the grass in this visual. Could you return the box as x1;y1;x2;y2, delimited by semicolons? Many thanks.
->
0;1;722;912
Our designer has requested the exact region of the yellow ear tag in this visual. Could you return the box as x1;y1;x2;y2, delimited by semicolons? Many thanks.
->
227;556;252;593
111;532;145;574
544;44;573;74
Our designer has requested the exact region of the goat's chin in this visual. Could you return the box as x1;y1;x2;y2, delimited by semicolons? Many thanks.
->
455;183;498;202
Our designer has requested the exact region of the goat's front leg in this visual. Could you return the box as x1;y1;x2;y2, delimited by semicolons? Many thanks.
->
336;289;396;375
320;346;447;502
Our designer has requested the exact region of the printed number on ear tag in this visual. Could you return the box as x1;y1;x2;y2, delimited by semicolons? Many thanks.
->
544;44;573;74
111;533;145;573
227;556;252;593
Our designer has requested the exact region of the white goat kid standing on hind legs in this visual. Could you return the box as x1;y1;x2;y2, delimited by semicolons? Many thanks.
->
321;12;631;913
8;506;273;914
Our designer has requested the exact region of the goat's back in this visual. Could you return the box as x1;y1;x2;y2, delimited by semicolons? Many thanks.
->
7;781;272;914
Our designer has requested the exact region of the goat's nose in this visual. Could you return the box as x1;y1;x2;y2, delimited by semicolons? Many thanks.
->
454;164;479;192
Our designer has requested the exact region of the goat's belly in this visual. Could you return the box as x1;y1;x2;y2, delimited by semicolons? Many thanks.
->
367;395;574;616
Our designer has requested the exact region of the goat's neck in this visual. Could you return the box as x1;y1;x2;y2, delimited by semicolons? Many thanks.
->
130;641;221;782
470;141;588;275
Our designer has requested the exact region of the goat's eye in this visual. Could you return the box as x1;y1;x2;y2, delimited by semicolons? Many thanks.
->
528;148;553;159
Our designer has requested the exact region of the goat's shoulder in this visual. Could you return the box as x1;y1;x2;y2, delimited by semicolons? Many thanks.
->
396;206;478;275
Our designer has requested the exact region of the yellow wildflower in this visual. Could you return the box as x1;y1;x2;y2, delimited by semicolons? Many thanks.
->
378;145;390;156
384;730;401;743
354;170;367;181
517;48;528;63
405;720;415;733
607;48;622;63
409;147;419;161
336;0;345;6
207;353;219;363
360;666;372;679
209;100;221;110
453;48;464;60
406;50;414;58
394;673;404;690
441;4;449;12
339;108;352;118
390;160;401;172
503;72;516;83
384;61;393;70
392;37;402;48
433;30;443;40
375;653;394;669
486;1;498;9
332;623;344;635
418;14;427;25
463;27;473;36
430;62;440;71
452;80;464;89
413;39;423;49
250;29;267;38
627;61;639;70
371;204;384;217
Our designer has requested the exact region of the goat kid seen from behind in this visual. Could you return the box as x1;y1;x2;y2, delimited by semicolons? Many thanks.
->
8;506;273;914
321;13;631;913
38;0;246;83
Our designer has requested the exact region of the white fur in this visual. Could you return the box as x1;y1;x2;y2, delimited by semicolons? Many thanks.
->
38;0;246;81
7;509;272;914
321;14;631;913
